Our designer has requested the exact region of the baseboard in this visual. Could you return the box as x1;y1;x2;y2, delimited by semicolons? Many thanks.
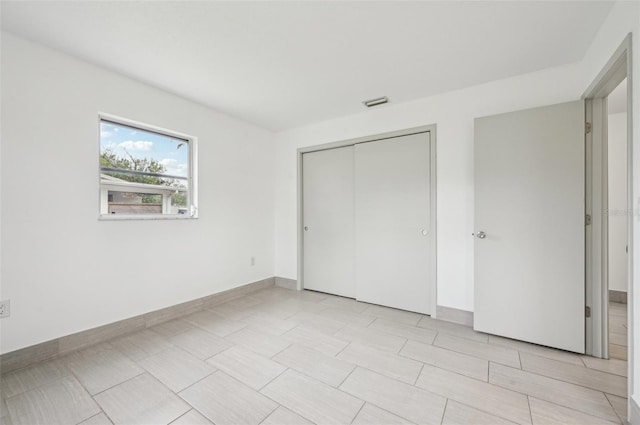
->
629;394;639;424
0;277;275;375
610;289;628;304
436;305;474;327
275;276;297;290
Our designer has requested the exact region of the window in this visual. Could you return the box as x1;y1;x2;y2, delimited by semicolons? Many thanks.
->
99;117;196;218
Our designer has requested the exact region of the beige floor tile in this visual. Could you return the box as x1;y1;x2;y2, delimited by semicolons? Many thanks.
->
252;287;297;302
225;326;291;357
170;409;213;425
528;397;618;425
317;307;376;327
149;319;196;338
416;364;531;424
335;324;407;353
138;347;215;392
209;302;257;321
179;371;277;425
488;335;584;366
6;376;100;425
260;406;313;425
609;333;627;347
0;414;14;425
442;400;516;425
417;316;489;343
340;367;445;425
605;393;627;423
351;403;415;425
226;295;264;309
207;346;286;390
168;328;232;360
362;305;422;326
65;343;144;395
261;369;362;425
1;358;70;399
520;353;627;397
400;340;488;381
434;333;521;368
609;344;627;361
369;318;437;344
183;310;248;337
238;313;299;336
110;329;173;361
281;325;349;356
320;296;368;313
292;290;330;302
286;311;348;335
489;363;618;423
78;413;114;425
272;297;326;314
95;374;189;425
608;302;626;313
273;344;354;387
609;315;627;333
337;342;422;384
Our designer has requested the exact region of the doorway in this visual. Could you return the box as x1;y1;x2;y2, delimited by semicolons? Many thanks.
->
607;78;629;361
584;33;632;365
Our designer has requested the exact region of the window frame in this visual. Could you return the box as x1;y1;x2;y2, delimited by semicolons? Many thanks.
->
97;113;198;220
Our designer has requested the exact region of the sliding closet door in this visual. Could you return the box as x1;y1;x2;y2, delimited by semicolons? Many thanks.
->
355;132;432;314
302;146;355;298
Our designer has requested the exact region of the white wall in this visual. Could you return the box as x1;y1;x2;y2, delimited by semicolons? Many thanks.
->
0;33;276;354
274;62;585;312
608;112;628;293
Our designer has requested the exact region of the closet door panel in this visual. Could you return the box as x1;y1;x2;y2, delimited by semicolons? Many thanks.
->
355;133;431;314
302;146;355;298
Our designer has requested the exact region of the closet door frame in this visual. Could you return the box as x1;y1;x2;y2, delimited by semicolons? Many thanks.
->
297;124;437;317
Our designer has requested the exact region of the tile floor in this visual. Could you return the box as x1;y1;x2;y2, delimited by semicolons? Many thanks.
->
0;287;629;425
609;301;628;361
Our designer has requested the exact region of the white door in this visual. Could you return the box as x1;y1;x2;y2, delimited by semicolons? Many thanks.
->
474;101;585;353
302;146;355;298
355;132;432;314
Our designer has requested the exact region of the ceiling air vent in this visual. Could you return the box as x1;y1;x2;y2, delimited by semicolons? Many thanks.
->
362;96;389;108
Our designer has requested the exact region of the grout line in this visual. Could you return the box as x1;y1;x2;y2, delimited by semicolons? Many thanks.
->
336;364;358;389
439;398;449;425
167;409;192;425
526;395;534;425
413;363;425;386
258;366;290;392
90;369;146;397
517;350;523;369
349;400;366;424
397;338;410;355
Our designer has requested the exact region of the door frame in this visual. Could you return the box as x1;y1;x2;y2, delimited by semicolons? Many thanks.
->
583;34;632;363
296;124;438;317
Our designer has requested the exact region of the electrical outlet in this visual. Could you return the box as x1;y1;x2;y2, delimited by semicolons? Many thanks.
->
250;256;255;266
0;300;10;318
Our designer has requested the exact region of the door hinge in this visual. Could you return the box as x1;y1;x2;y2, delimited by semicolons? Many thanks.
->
585;214;592;226
585;306;591;318
585;122;592;134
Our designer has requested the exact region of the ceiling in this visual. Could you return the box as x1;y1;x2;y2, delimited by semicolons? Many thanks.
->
1;1;614;131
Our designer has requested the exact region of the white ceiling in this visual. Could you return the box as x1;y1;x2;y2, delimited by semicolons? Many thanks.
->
1;1;614;131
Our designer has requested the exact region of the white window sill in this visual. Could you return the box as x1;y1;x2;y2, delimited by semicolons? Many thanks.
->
98;214;198;221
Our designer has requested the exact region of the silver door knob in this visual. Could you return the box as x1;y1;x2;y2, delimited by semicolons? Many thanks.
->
421;229;428;236
472;231;487;239
304;226;309;231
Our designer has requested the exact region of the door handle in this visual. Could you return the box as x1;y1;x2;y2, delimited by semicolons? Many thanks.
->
304;226;309;231
472;231;487;239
